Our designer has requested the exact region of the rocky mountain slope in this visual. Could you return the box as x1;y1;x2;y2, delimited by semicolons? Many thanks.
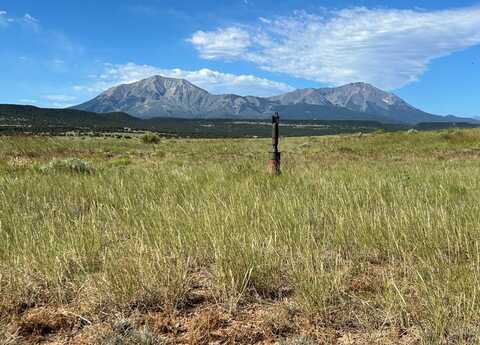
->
73;76;477;124
75;76;268;119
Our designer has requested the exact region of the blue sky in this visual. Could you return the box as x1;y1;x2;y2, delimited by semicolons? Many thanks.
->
1;0;480;117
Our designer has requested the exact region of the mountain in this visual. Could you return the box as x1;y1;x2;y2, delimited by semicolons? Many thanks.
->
268;82;440;124
75;76;268;119
73;76;477;124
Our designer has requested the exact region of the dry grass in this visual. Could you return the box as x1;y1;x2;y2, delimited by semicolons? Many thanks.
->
1;129;480;344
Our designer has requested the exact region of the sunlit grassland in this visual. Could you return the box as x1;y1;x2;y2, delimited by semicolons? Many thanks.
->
1;129;480;344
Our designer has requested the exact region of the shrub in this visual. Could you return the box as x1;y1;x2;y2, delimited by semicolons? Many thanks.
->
37;158;94;174
373;128;386;134
111;156;131;167
337;146;355;154
141;133;161;144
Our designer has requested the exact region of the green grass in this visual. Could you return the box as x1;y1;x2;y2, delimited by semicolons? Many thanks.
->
1;129;480;344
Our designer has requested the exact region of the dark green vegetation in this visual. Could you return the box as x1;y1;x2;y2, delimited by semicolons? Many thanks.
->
0;104;138;128
2;128;480;344
1;104;478;138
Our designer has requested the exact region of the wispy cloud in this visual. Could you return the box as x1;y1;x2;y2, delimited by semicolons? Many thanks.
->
18;99;37;104
74;62;294;97
188;6;480;89
188;27;251;60
0;10;6;23
43;94;77;102
0;10;39;29
22;13;40;31
1;9;83;60
0;10;14;27
40;94;77;108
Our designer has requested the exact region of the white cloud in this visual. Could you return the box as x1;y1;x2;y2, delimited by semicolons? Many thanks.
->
1;10;83;61
22;13;40;31
23;13;38;22
43;95;77;102
74;62;294;97
188;27;251;60
39;95;77;108
188;6;480;90
0;10;11;27
0;10;40;29
163;68;294;96
18;99;37;104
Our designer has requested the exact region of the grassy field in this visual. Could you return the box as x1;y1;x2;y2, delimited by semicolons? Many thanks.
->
1;129;480;344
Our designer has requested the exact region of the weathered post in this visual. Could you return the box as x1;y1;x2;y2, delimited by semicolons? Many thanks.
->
268;112;281;175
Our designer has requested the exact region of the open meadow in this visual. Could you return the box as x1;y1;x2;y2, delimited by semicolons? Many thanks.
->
1;129;480;344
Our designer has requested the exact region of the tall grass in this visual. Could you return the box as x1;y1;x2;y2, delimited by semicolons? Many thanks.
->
1;130;480;343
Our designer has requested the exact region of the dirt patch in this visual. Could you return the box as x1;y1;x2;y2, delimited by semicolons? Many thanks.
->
187;309;229;344
3;301;421;345
2;268;420;345
11;307;81;344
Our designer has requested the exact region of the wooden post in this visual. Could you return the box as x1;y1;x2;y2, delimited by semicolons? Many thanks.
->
268;112;281;175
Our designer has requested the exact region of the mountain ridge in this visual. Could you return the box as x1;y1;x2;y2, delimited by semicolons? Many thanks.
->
73;76;478;125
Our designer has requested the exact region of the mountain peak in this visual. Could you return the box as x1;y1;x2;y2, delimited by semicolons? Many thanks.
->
345;81;369;86
136;75;200;89
339;82;381;90
108;75;201;93
144;74;189;84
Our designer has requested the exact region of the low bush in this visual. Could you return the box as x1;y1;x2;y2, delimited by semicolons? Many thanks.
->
373;128;386;134
37;158;94;174
110;155;132;167
141;133;161;144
